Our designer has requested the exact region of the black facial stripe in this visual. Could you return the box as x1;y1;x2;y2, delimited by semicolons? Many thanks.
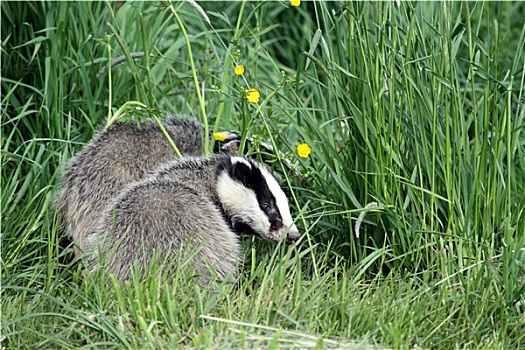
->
267;210;283;230
229;158;284;230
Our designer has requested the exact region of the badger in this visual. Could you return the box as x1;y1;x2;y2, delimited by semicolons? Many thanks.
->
56;116;207;255
86;154;300;284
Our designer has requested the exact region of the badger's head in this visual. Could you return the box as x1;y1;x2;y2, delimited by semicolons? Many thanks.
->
217;156;300;245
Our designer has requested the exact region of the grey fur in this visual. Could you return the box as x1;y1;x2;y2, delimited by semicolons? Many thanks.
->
56;115;203;254
86;154;299;284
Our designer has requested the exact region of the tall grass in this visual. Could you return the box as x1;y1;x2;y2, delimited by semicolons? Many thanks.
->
2;1;524;348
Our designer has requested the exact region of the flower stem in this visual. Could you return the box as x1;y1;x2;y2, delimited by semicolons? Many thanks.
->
165;1;209;153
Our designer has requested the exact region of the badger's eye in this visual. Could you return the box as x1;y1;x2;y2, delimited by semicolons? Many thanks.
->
261;202;271;210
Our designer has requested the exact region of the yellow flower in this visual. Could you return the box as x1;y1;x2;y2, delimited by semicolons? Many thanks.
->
213;132;227;141
234;65;245;75
290;0;301;7
246;89;260;103
297;143;311;158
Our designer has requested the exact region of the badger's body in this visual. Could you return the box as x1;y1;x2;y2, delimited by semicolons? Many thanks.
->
56;116;203;254
86;155;299;284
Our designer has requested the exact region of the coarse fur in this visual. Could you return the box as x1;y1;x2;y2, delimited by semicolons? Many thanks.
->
86;154;300;285
56;115;203;254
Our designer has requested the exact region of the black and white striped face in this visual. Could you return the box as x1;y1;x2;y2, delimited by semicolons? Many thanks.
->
217;156;299;244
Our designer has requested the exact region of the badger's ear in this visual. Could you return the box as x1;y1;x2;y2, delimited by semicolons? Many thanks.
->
228;157;253;187
212;131;242;154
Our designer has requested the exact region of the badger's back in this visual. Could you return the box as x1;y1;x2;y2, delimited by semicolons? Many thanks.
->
56;116;203;254
87;156;241;284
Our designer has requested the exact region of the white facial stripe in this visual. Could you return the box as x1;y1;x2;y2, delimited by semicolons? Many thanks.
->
217;171;270;236
259;167;295;228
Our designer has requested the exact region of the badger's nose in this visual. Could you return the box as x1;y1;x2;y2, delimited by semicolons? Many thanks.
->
285;225;300;245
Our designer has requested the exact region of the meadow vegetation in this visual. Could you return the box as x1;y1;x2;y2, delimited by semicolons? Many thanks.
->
2;1;524;348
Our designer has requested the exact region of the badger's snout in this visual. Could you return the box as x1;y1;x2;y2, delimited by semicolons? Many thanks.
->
266;223;299;245
285;225;300;245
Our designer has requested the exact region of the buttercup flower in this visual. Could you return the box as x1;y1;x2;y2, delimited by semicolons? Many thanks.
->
234;65;245;75
290;0;301;7
213;132;227;141
246;89;260;103
297;143;311;158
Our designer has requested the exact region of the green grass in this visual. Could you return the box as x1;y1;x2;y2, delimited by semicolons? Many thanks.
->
2;1;525;348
